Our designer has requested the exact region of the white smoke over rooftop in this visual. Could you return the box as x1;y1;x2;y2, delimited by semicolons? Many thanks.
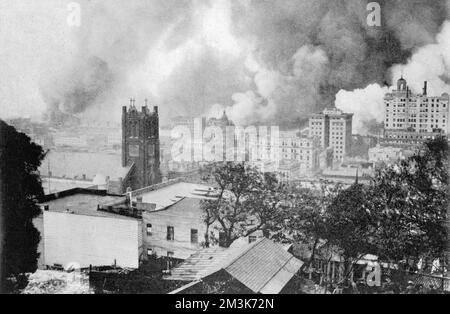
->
0;0;449;127
337;20;450;135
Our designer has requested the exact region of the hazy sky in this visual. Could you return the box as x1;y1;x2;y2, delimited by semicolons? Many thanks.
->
1;0;449;131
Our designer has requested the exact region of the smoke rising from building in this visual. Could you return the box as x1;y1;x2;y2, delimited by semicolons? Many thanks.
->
338;18;450;135
0;0;448;127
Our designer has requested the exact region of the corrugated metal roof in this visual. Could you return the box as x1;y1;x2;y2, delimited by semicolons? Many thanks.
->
224;238;303;294
166;247;229;281
166;238;303;294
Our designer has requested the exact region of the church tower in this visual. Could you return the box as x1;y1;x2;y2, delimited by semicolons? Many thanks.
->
122;99;161;190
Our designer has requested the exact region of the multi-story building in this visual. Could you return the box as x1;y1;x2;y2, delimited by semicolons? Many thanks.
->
368;145;414;165
384;78;450;145
279;131;320;175
309;108;353;163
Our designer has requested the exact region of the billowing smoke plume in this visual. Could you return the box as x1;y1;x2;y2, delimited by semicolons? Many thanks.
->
337;17;450;135
0;0;448;127
335;84;390;134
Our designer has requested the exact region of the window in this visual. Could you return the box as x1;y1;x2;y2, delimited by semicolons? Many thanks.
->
146;223;152;236
148;144;155;157
167;226;174;241
190;229;198;244
249;236;257;244
129;144;139;157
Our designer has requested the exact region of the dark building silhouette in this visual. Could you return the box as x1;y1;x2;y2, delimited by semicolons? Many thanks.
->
122;100;161;190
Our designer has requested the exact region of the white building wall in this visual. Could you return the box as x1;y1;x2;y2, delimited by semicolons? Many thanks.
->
43;212;140;269
143;204;209;260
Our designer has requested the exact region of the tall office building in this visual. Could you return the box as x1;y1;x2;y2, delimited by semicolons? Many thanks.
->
309;107;353;163
383;77;450;145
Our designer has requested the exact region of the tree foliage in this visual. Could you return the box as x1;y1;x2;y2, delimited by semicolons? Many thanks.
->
201;137;449;280
0;121;46;292
201;162;286;247
286;136;449;276
369;136;449;263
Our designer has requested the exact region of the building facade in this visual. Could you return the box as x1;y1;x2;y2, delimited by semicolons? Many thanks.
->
384;78;450;144
142;198;211;260
36;189;143;269
122;101;161;190
368;145;413;164
279;131;320;175
309;108;353;163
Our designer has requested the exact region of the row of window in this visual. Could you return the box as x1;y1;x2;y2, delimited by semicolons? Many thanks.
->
146;224;199;244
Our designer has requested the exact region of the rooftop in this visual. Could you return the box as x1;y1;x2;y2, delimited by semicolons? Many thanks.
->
131;179;217;210
310;107;353;118
38;188;131;219
166;238;304;294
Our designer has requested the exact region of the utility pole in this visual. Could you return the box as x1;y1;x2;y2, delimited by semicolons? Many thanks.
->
47;149;51;194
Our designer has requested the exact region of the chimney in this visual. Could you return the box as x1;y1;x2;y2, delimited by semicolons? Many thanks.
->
154;106;158;114
423;81;428;96
122;106;127;114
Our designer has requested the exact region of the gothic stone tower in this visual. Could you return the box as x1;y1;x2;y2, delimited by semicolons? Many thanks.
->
122;100;161;190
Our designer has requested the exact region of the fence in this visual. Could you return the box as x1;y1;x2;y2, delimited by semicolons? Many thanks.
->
409;273;450;292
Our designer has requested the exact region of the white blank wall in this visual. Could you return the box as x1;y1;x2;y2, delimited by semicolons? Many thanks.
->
44;212;139;269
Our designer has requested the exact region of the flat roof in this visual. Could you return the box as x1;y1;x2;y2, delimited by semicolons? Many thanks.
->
39;189;130;219
131;180;217;210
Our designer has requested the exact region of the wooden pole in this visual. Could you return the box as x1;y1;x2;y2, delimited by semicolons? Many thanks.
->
0;122;6;293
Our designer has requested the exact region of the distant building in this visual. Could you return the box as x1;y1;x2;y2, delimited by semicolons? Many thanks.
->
251;160;301;183
122;101;161;190
320;162;373;185
277;161;302;182
39;100;163;194
383;77;450;145
206;111;235;128
368;145;414;164
205;111;236;162
309;108;353;163
165;116;206;177
53;134;89;148
279;131;321;175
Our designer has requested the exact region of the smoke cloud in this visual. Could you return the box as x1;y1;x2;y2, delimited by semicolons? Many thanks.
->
338;19;450;135
0;0;448;127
